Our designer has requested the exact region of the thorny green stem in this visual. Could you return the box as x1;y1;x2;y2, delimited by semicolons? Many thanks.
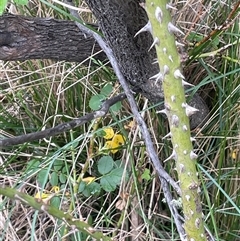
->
0;186;113;241
144;1;207;241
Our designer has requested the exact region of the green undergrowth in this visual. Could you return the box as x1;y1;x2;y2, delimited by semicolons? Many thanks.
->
0;0;239;240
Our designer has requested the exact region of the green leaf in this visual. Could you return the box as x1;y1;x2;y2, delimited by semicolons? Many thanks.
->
0;0;7;15
82;182;101;197
110;101;122;113
100;84;113;96
98;156;114;175
114;160;122;168
100;167;124;192
50;196;61;208
37;169;49;186
100;176;116;192
141;168;151;181
59;173;67;183
78;181;86;193
108;167;124;185
54;159;63;171
14;0;28;5
62;165;69;174
50;172;59;186
97;129;107;138
89;94;106;110
25;159;40;172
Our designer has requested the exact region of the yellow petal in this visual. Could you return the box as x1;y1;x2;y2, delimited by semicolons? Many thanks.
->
103;127;114;139
105;140;118;154
82;176;96;184
105;140;113;149
112;134;125;146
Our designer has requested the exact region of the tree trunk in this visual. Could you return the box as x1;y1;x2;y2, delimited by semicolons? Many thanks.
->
0;11;209;128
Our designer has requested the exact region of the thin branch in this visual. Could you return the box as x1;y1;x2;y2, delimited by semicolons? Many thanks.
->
66;0;184;236
0;93;126;147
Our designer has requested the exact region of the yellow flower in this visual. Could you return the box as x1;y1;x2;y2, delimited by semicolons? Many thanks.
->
104;134;125;154
105;140;119;154
103;127;114;139
112;134;125;146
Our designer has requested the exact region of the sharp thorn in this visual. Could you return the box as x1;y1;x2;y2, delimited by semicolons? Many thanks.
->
174;69;185;79
182;80;194;86
164;150;177;162
150;72;163;83
168;22;185;35
134;21;152;37
156;109;167;115
166;4;178;10
148;37;160;51
182;103;199;117
190;151;198;160
162;132;172;140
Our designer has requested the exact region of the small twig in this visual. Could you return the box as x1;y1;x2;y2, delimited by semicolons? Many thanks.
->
66;0;184;236
0;93;126;147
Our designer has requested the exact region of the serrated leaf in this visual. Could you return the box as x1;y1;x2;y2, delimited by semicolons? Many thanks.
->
108;167;124;185
100;176;117;192
62;165;69;174
89;94;105;110
98;156;114;174
114;160;122;168
100;167;124;192
100;84;113;96
82;182;101;197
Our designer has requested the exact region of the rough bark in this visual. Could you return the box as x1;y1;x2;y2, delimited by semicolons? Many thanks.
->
0;14;106;63
0;11;209;128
